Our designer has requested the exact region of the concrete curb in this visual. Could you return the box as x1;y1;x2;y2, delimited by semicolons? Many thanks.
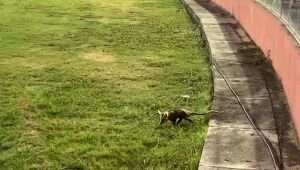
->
182;0;283;169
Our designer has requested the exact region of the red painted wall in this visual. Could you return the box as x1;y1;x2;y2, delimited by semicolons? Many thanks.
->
212;0;300;137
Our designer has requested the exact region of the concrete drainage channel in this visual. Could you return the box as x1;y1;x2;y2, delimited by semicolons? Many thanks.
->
182;0;300;169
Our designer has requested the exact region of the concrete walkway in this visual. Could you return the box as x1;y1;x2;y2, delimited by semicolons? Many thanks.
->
182;0;283;169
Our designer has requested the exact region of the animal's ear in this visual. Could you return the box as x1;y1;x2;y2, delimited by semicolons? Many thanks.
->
158;110;162;115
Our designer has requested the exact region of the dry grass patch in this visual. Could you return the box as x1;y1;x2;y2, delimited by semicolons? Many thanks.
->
18;100;40;145
0;57;46;70
82;51;116;63
90;0;136;10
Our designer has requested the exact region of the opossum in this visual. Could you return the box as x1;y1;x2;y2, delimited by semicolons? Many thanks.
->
158;109;206;125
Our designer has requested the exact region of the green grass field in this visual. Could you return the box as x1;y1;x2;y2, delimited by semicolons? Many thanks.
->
0;0;212;169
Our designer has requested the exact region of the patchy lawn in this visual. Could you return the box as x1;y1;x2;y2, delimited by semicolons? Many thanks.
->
0;0;212;169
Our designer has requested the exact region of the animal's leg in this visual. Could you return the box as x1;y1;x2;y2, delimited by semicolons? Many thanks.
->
172;120;176;125
185;118;193;123
176;118;183;125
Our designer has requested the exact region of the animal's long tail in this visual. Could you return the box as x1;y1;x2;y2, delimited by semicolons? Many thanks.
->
189;110;218;116
189;112;206;116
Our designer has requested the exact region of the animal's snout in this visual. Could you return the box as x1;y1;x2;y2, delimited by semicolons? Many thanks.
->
159;115;163;125
159;120;164;125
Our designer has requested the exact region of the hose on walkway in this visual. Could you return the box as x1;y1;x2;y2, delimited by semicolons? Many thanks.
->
211;60;278;170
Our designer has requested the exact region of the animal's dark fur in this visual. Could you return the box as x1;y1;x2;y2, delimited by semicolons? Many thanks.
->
158;109;205;125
